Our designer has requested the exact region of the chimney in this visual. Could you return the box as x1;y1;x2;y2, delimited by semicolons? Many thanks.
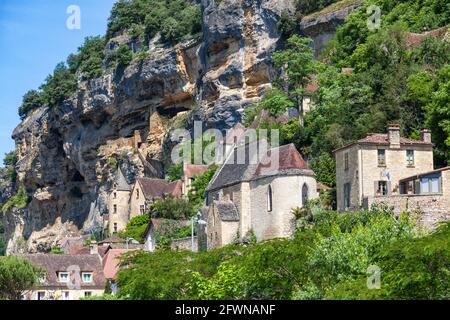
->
420;129;432;143
89;240;98;255
387;124;400;148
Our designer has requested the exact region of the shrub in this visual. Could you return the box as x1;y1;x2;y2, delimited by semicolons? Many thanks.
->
166;163;182;182
67;36;106;80
40;62;77;107
0;256;42;300
148;197;194;220
119;214;150;242
18;90;44;119
108;44;133;67
2;186;29;214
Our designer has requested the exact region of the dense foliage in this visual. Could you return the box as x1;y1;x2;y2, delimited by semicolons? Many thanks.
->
114;208;448;300
148;197;194;220
187;165;218;211
2;186;29;214
118;214;150;242
106;0;202;42
0;256;41;300
67;36;106;80
166;163;183;182
0;219;5;256
3;151;17;183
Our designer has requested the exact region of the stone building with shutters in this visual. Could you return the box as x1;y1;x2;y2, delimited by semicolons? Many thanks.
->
333;124;434;212
201;141;318;250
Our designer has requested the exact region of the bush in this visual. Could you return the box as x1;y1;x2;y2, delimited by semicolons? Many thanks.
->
148;197;194;220
107;0;202;42
40;62;77;107
0;256;41;300
18;90;44;119
119;214;150;242
2;186;29;214
108;44;133;67
67;36;106;80
167;163;182;182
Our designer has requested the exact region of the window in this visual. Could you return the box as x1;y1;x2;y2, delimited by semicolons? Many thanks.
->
113;223;118;233
62;291;70;300
267;185;273;212
58;272;69;283
136;189;140;200
344;183;351;209
302;183;309;207
140;205;145;215
406;150;414;166
82;273;93;283
376;181;388;196
377;149;386;166
113;192;117;199
84;292;92;298
344;153;349;171
113;205;117;214
419;176;441;194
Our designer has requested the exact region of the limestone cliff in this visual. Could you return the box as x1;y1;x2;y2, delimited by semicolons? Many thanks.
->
2;0;358;253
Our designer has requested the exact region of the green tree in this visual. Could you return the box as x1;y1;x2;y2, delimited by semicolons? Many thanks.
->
273;35;317;124
2;186;29;214
67;36;106;80
188;165;218;210
18;90;44;119
167;163;183;182
119;214;150;242
425;65;450;166
0;256;41;300
40;62;77;107
148;197;193;220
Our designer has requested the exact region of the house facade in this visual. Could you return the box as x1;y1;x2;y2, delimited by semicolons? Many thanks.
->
333;125;434;211
371;167;450;227
202;142;318;250
129;178;182;219
21;250;106;300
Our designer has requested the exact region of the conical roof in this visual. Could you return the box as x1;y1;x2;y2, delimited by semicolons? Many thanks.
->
116;168;131;191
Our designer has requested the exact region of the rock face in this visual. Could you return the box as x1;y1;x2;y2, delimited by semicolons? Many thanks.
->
300;2;362;55
2;0;356;253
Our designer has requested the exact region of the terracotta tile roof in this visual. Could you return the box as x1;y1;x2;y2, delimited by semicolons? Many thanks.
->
358;133;432;145
137;178;182;200
184;164;209;178
22;254;106;289
406;26;449;47
333;133;433;153
102;249;138;280
207;141;314;192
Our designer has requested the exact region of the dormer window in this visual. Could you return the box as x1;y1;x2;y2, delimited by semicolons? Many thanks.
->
58;272;69;283
82;272;93;283
38;273;46;284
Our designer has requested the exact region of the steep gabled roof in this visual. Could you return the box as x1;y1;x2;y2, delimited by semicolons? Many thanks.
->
22;254;106;289
137;178;182;200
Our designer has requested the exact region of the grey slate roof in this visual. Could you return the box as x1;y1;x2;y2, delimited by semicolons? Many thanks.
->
116;168;131;191
214;201;239;222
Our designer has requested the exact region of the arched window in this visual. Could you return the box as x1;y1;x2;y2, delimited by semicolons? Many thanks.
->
267;185;273;212
302;183;309;207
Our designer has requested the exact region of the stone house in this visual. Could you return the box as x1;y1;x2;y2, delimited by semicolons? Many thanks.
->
107;168;132;235
21;248;106;300
129;178;182;219
371;167;450;227
201;141;318;250
142;218;191;252
333;124;434;211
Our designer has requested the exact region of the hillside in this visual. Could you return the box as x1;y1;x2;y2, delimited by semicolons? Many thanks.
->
1;0;449;255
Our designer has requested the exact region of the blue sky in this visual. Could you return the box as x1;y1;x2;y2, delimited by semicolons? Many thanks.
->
0;0;115;163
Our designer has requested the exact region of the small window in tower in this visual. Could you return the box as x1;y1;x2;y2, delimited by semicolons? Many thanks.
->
113;223;118;233
136;189;140;200
113;205;117;214
113;192;117;199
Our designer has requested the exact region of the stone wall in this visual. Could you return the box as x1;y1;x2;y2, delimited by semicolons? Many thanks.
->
249;174;318;242
171;236;197;252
